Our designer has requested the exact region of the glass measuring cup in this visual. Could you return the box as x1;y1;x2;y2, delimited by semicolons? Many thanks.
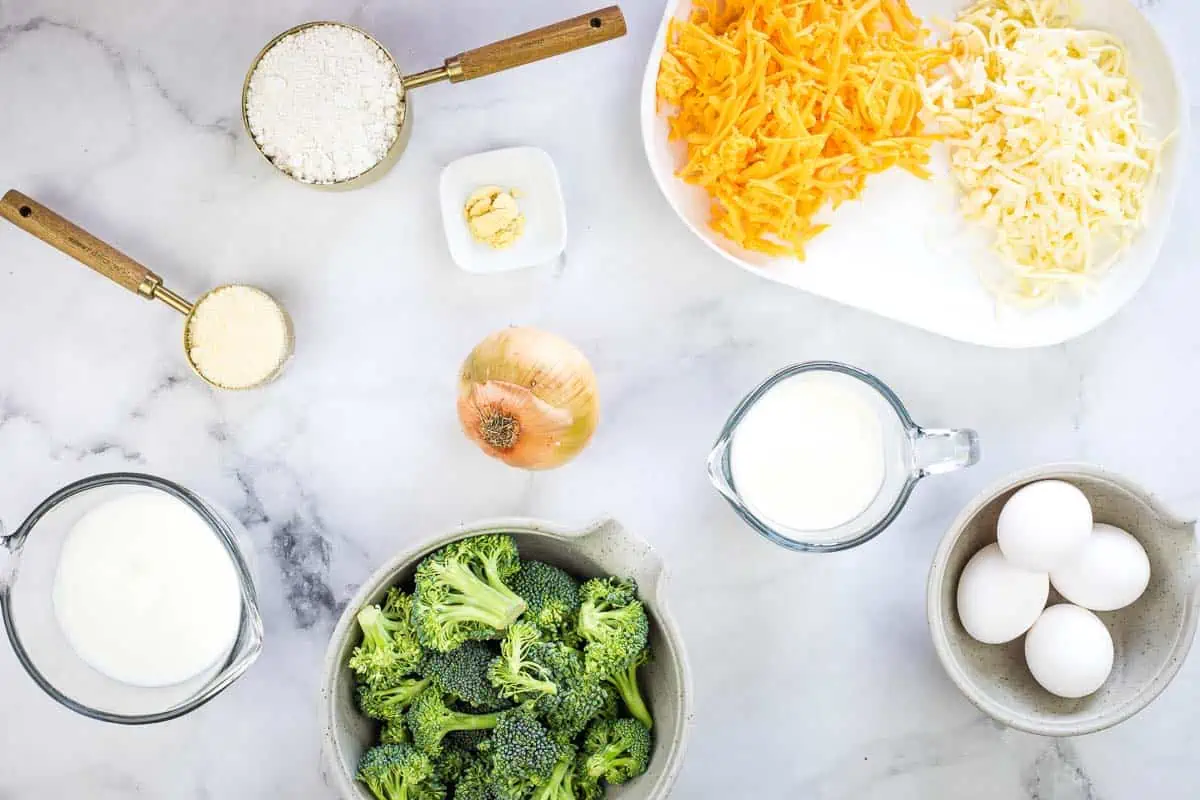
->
0;190;293;390
707;362;980;552
0;473;263;724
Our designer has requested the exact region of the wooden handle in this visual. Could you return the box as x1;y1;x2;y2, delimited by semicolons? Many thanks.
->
0;190;161;298
451;6;626;83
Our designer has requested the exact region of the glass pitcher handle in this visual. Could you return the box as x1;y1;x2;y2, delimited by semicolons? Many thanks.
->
912;427;980;477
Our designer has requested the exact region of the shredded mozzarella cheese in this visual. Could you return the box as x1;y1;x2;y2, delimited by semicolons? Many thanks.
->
922;0;1164;304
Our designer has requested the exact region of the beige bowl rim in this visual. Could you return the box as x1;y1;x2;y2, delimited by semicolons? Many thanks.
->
926;461;1200;736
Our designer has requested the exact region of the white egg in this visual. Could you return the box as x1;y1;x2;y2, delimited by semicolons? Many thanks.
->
997;480;1093;572
1024;604;1114;698
1051;523;1150;611
957;543;1049;644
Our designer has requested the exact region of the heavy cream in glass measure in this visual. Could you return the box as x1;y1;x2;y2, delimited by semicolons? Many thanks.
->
709;362;979;552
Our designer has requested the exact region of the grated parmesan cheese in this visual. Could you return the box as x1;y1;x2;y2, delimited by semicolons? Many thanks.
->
922;0;1165;304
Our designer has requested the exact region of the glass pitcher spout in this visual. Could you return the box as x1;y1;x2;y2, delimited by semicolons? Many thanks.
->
706;437;738;504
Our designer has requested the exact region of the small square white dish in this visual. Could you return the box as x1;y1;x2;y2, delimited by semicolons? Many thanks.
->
439;146;567;273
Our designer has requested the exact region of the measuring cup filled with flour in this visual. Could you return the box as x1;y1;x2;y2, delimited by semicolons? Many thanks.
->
241;9;627;187
0;191;292;390
708;362;980;552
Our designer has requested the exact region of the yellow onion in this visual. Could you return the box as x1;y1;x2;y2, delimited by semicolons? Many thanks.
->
457;327;600;470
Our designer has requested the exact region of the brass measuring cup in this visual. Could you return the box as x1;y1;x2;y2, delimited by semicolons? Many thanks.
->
242;6;628;188
0;190;293;390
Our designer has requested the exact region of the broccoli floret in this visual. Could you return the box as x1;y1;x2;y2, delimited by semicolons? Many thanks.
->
581;718;651;785
455;756;496;800
433;741;473;783
424;641;509;710
605;648;652;730
565;766;604;800
350;601;424;689
510;561;581;634
357;676;433;723
380;719;409;745
488;625;604;741
533;644;606;742
490;707;562;799
596;683;621;722
488;622;558;703
383;586;412;617
412;535;527;652
446;728;492;752
577;578;649;676
529;745;580;800
356;743;446;800
407;689;502;757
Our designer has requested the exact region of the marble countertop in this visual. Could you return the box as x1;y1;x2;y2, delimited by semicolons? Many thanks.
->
1;0;1198;797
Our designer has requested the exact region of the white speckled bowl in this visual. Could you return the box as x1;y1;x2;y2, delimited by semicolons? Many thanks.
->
928;464;1200;736
321;517;693;798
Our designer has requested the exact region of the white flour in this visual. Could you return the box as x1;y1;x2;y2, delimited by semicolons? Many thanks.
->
245;24;402;184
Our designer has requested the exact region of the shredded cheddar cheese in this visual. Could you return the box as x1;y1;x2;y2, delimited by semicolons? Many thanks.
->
922;0;1165;304
656;0;945;258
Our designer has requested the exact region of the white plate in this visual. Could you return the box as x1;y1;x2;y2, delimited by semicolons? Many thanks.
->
641;0;1187;348
439;146;567;273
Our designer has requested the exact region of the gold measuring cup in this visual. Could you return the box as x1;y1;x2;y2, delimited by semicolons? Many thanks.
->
0;190;293;390
242;6;628;188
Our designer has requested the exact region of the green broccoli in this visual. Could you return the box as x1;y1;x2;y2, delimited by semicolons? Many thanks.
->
380;719;410;745
605;648;652;730
357;676;433;723
445;728;492;752
356;743;446;800
433;742;474;783
407;689;502;757
533;644;606;742
581;718;651;785
576;578;649;676
488;625;605;741
488;622;558;703
490;707;562;799
510;561;581;634
350;602;424;689
412;535;527;652
424;641;509;710
565;766;604;800
454;756;496;800
528;745;579;800
596;683;621;722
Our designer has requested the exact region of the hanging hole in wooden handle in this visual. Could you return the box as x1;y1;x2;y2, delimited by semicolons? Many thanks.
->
451;6;627;83
0;189;163;297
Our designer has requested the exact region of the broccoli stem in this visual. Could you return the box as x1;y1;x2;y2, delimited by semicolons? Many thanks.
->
608;664;652;730
443;562;526;628
448;710;502;732
586;743;636;780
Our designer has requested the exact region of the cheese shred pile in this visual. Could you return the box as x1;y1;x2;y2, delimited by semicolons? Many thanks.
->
656;0;946;258
923;0;1164;303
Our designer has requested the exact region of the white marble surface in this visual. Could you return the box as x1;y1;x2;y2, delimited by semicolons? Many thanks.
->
0;0;1197;797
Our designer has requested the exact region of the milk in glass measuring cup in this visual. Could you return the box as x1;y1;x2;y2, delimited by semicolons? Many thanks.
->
708;362;980;552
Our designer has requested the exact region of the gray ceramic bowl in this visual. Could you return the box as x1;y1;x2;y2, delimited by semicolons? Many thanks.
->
928;464;1200;736
321;517;693;798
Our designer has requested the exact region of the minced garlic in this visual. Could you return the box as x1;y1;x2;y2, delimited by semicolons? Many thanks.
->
464;186;525;249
